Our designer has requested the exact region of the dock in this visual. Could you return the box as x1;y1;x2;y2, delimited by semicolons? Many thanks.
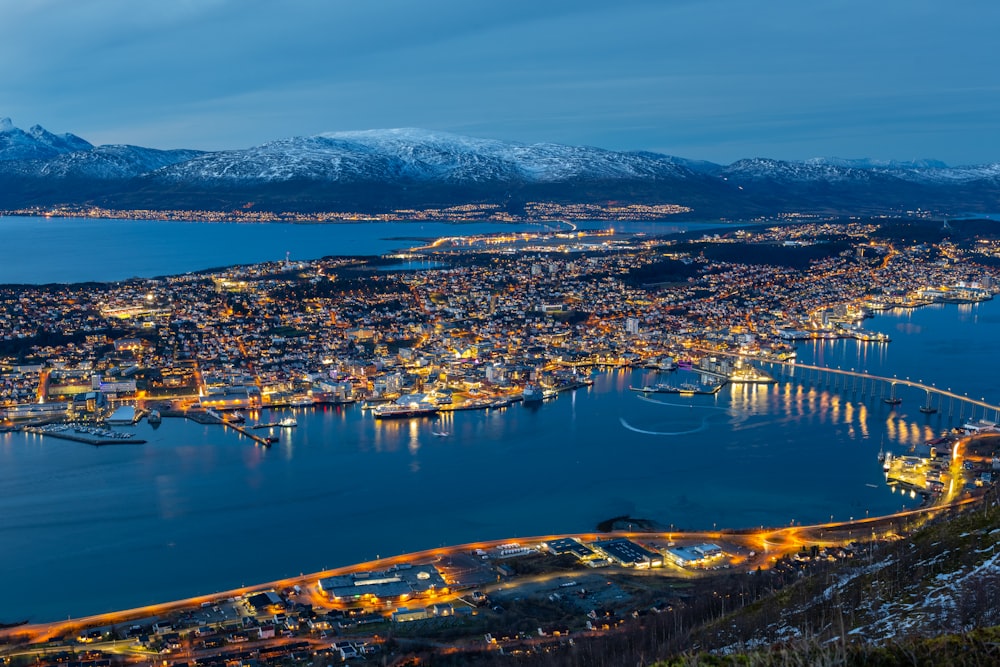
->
24;425;145;446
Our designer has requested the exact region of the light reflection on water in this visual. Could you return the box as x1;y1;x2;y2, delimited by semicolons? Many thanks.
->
0;300;998;621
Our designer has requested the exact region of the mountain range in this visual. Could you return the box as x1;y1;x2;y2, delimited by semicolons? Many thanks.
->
2;118;998;218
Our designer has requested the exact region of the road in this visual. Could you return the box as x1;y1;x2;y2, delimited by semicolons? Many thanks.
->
0;488;982;650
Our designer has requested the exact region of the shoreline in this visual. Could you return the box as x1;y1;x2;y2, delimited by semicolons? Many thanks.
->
0;496;979;634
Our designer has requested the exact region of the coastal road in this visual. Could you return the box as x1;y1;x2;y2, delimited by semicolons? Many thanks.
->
0;490;983;649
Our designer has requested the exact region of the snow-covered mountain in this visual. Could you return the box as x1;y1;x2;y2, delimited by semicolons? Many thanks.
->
0;144;204;180
0;117;93;161
151;128;699;185
1;119;999;217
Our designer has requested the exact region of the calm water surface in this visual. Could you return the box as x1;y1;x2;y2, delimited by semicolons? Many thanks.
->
1;300;997;621
0;216;715;284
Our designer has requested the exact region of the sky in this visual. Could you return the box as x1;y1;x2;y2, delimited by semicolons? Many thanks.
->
1;0;998;165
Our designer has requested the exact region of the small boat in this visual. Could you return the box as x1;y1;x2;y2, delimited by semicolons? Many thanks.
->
265;435;279;444
147;409;162;425
918;406;937;414
432;431;449;437
279;417;298;428
883;397;902;406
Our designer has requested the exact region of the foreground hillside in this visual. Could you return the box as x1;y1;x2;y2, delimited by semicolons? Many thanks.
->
605;490;1000;666
414;488;1000;666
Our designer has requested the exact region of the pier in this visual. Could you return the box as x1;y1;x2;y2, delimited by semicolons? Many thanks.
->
223;421;275;446
167;408;275;446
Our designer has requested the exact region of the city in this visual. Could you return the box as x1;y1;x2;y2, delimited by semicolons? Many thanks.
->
4;2;1000;664
3;217;1000;664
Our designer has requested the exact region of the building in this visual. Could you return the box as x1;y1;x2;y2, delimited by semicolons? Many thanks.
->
665;543;724;567
593;538;663;568
542;537;598;561
318;564;448;604
392;607;428;623
3;402;71;421
106;405;137;425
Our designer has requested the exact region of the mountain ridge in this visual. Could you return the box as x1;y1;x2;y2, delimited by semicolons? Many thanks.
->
2;119;999;218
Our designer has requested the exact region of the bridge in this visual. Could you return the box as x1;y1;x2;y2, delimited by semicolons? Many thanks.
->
694;349;1000;423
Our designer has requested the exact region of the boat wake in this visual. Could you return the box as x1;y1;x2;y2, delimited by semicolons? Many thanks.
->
636;395;734;412
619;417;710;436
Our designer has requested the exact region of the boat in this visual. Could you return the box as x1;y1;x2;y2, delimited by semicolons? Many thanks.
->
727;365;776;384
227;411;246;424
279;417;298;428
961;420;998;434
522;384;544;404
636;381;724;396
883;397;902;406
290;396;314;407
372;403;440;419
147;409;162;425
432;430;450;437
264;435;279;444
918;405;938;414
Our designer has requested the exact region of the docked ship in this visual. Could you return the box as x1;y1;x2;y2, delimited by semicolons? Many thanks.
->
147;409;162;425
697;357;775;384
279;417;298;428
634;382;724;395
372;403;440;419
522;384;544;404
630;382;689;393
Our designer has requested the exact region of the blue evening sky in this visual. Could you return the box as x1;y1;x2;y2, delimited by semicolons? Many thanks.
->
1;0;997;164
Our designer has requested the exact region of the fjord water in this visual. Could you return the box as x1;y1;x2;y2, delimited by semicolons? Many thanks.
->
0;216;705;284
1;299;997;622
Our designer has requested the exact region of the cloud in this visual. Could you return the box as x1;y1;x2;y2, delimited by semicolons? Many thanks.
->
1;0;998;163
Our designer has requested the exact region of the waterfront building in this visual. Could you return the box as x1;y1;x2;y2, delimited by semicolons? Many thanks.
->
106;405;137;425
3;401;70;421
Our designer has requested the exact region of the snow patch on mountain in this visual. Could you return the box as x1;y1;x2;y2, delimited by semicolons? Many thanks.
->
806;156;1000;184
152;128;699;185
721;158;879;183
